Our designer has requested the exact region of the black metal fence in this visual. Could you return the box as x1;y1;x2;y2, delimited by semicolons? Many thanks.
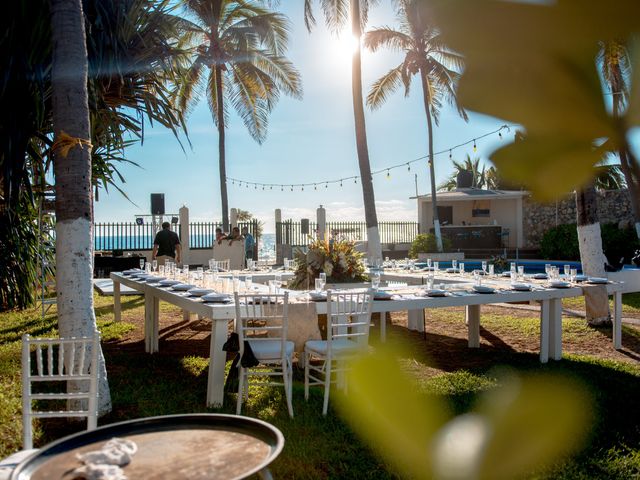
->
275;220;418;247
94;220;260;251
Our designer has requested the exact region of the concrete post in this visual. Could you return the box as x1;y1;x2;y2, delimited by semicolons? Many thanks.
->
275;209;282;264
230;208;238;229
179;205;189;264
317;205;326;240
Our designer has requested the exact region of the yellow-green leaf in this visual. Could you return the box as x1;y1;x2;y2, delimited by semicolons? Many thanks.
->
335;346;449;479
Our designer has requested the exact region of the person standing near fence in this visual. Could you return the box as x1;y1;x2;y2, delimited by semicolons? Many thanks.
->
242;227;255;265
152;222;181;266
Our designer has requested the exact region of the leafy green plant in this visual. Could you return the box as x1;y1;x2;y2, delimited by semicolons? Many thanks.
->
409;234;452;258
539;224;580;261
288;237;367;289
601;223;640;265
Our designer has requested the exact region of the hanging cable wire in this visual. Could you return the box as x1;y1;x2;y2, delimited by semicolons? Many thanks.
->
226;124;516;190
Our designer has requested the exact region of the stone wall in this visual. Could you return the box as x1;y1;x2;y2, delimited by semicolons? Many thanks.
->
523;189;634;249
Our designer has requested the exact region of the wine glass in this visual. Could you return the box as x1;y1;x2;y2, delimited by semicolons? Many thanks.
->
245;275;253;293
433;261;439;272
427;258;432;269
564;264;571;277
319;272;326;291
482;261;487;274
274;272;283;294
371;271;381;291
459;262;465;275
452;259;458;271
139;258;145;270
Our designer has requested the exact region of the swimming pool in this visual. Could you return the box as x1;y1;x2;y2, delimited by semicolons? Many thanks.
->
414;259;583;274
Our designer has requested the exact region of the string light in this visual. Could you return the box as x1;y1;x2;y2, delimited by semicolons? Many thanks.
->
226;125;515;192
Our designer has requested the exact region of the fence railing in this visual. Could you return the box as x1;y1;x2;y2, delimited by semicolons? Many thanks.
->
94;221;260;252
275;220;419;247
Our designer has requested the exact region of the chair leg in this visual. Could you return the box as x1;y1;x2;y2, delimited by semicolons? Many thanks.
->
282;358;294;418
22;415;32;450
322;358;331;416
236;367;245;415
304;350;310;401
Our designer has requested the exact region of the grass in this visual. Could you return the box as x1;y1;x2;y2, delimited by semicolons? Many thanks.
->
563;292;640;315
0;292;639;478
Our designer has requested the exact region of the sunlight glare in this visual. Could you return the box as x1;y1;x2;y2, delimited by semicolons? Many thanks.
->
329;31;360;63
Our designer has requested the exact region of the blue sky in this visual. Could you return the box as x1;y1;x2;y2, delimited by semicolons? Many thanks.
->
93;2;509;232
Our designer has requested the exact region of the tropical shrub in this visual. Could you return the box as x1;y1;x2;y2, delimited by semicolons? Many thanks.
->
539;224;580;260
408;234;452;258
288;237;367;289
539;223;639;265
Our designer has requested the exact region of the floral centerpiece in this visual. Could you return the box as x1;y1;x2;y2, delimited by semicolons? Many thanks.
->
288;236;367;289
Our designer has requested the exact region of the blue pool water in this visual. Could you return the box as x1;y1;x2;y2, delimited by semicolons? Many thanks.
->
415;260;583;274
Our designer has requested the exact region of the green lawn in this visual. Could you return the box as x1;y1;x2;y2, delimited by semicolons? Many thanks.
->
1;294;639;479
563;292;640;315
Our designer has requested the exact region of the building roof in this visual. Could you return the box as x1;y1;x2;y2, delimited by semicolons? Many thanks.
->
411;188;528;202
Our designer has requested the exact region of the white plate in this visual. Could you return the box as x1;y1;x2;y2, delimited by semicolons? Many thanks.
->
122;269;141;276
309;291;327;301
144;276;166;283
473;285;495;294
501;271;512;277
574;274;588;282
201;293;232;303
374;291;393;300
188;288;214;297
158;279;181;287
533;273;548;280
425;289;447;297
171;283;197;291
548;281;570;289
511;283;532;291
587;277;608;284
445;268;457;274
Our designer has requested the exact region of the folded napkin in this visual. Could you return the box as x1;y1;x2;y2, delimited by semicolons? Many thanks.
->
71;438;138;480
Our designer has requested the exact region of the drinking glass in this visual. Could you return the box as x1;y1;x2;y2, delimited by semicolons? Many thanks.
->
482;261;487;274
208;259;215;271
459;262;465;275
564;264;571;277
452;259;458;271
145;262;152;274
245;275;253;293
474;270;482;286
315;278;322;292
510;262;517;274
283;258;289;271
510;271;517;284
427;258;432;269
488;264;495;276
268;280;275;295
274;272;283;294
183;265;189;276
159;265;165;277
152;260;158;272
426;275;434;290
545;264;551;276
197;267;204;282
570;268;578;283
139;258;145;270
518;266;525;281
371;272;381;291
434;261;439;272
319;272;326;290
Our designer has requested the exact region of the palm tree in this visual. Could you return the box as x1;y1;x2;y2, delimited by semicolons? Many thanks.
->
438;155;485;191
599;40;640;238
50;0;111;412
304;0;383;261
177;0;301;230
364;0;467;252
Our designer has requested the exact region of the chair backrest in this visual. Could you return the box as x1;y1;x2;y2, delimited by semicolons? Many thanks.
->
284;259;297;271
234;292;289;359
21;332;100;449
326;290;374;352
212;259;231;272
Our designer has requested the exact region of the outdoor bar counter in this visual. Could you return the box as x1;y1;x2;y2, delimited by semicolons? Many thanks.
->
430;225;502;249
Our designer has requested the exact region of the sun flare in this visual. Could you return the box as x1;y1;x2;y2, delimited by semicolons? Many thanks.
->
329;32;360;62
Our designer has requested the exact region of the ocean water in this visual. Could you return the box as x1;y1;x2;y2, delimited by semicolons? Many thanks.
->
94;232;277;262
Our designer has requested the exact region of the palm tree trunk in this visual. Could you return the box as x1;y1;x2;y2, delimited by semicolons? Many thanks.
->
215;65;229;231
50;0;111;413
419;68;443;252
575;185;610;326
351;1;381;261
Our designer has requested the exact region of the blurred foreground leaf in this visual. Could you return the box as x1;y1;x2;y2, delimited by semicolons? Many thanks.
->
425;0;640;199
336;346;449;479
338;347;592;479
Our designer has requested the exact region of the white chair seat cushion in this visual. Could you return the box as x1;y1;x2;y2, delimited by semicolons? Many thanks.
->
0;449;39;480
305;339;363;356
248;340;294;361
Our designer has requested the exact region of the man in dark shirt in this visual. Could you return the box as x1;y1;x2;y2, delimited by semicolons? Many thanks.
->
152;222;181;265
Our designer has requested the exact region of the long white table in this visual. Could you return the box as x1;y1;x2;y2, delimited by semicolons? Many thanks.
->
110;272;624;407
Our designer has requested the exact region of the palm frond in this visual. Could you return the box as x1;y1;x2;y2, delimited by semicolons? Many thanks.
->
363;27;412;53
367;65;403;110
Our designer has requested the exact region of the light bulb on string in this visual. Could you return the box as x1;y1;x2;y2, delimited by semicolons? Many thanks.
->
498;131;503;140
386;169;391;180
340;180;343;187
325;183;328;189
407;163;411;172
281;186;283;191
254;184;257;189
354;177;357;184
301;186;304;191
449;150;452;159
473;139;477;152
314;184;317;190
270;185;273;190
290;186;293;192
